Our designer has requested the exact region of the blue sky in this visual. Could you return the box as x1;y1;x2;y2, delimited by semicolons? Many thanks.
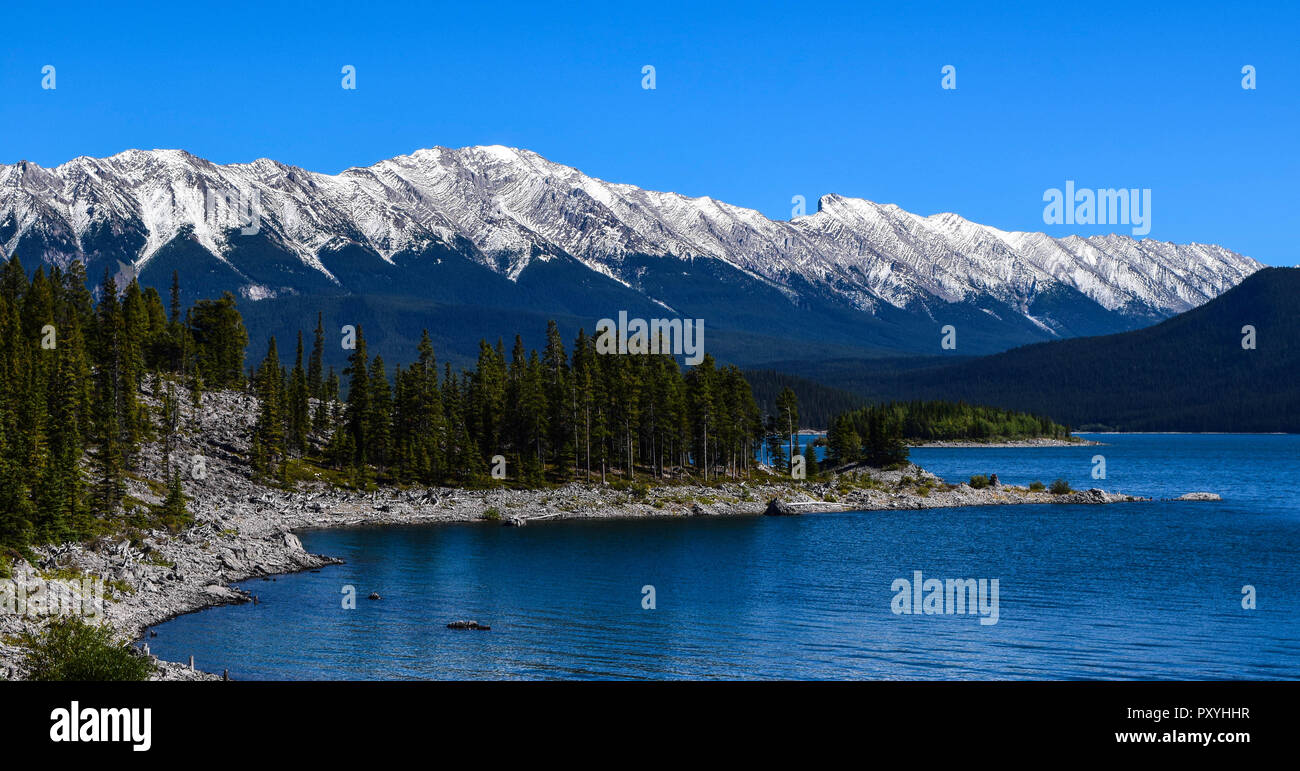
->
2;0;1295;264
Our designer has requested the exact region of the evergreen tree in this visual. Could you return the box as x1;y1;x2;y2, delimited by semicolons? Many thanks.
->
188;292;247;389
308;312;324;399
251;338;287;479
367;355;392;468
288;331;310;453
775;386;800;474
341;326;371;468
90;270;128;514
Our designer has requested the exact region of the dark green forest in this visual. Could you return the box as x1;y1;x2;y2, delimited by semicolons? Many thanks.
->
775;269;1300;433
254;319;773;488
822;401;1071;468
744;369;866;427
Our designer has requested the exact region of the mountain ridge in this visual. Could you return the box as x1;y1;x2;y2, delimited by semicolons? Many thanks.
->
765;267;1300;433
0;145;1263;364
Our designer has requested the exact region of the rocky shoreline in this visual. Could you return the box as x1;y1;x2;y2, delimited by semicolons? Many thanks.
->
909;437;1102;448
0;388;1146;682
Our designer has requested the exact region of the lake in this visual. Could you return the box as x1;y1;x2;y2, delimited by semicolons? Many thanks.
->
148;434;1300;680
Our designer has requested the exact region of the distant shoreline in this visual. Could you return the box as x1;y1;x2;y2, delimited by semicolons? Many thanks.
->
908;437;1101;448
1077;431;1294;436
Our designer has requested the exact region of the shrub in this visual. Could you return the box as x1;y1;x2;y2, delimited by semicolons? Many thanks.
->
1029;480;1046;492
968;474;990;490
481;507;501;521
916;484;932;497
20;617;154;681
1049;478;1072;495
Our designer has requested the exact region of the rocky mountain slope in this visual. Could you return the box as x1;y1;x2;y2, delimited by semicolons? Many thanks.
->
0;146;1261;363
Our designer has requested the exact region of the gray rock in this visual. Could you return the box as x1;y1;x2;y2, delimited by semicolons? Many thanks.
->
447;620;490;630
764;498;799;516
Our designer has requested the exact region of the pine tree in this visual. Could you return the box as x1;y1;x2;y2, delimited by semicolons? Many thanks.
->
159;471;189;526
469;339;505;466
188;292;247;389
288;331;310;454
342;326;370;468
827;414;861;465
367;355;392;468
308;312;324;399
251;338;287;480
775;386;800;475
316;366;338;432
91;270;128;514
412;330;444;482
571;329;596;481
685;355;717;480
541;321;571;478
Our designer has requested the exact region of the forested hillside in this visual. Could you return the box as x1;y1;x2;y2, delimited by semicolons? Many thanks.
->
786;268;1300;432
745;370;866;427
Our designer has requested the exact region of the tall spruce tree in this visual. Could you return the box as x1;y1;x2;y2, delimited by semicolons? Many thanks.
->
288;331;310;454
251;337;287;480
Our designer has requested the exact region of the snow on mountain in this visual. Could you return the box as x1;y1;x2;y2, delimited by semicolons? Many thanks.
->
0;145;1262;330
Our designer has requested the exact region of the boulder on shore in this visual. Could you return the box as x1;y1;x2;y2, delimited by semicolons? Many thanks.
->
1176;492;1222;501
764;498;799;516
1080;488;1109;504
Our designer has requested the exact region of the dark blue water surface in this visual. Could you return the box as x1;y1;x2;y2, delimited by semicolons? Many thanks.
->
149;435;1300;680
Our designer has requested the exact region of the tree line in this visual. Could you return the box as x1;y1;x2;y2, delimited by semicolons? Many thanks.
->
252;320;795;487
824;400;1071;467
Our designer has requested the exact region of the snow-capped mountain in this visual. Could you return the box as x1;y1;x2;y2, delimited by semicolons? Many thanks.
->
0;145;1262;363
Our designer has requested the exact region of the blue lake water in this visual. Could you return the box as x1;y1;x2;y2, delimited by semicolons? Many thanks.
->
149;434;1300;680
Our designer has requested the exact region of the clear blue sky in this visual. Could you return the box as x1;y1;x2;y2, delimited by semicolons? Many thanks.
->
2;0;1295;264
